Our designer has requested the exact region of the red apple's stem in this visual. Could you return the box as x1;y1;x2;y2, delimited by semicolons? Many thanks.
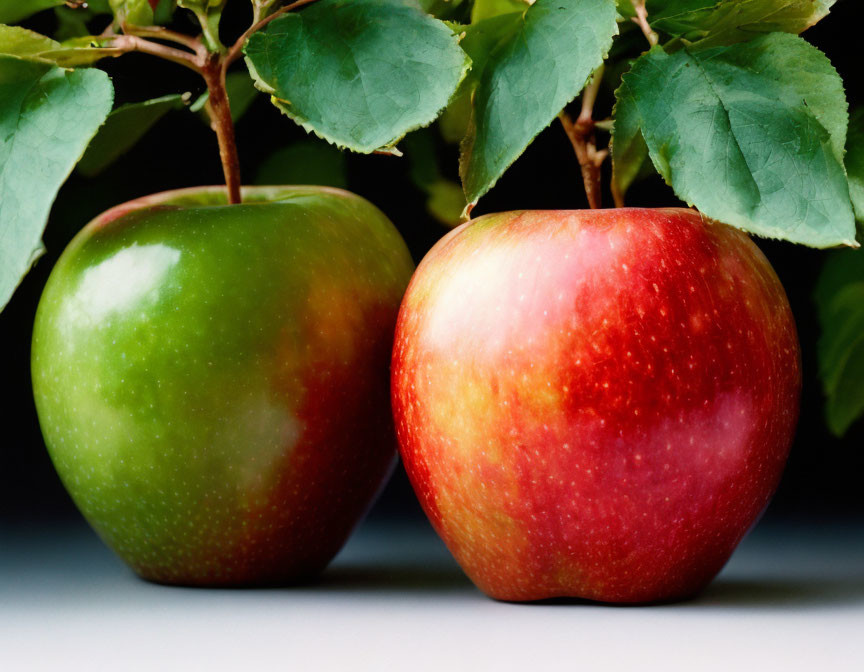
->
559;67;607;209
223;0;322;72
630;0;659;48
202;58;243;205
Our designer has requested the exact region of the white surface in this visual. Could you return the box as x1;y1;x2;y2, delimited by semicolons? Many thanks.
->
2;518;863;671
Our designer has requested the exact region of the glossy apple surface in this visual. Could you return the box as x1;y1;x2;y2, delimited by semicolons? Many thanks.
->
33;186;414;586
392;208;800;603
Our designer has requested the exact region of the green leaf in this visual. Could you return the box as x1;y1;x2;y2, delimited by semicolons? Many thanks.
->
816;248;864;323
254;140;347;189
825;338;864;437
611;80;649;201
244;0;470;154
425;179;467;226
626;0;836;47
54;2;113;42
847;109;864;223
0;26;120;67
0;25;58;59
77;94;185;177
405;129;466;227
191;71;259;124
0;0;65;24
438;89;472;144
438;12;518;147
177;0;223;9
615;33;856;248
109;0;175;25
815;248;864;436
0;54;113;310
471;0;530;21
110;0;152;24
177;0;223;51
418;0;467;17
47;36;121;67
458;0;618;206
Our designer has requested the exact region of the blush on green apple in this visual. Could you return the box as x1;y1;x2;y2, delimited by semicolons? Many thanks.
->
32;186;414;585
392;208;801;603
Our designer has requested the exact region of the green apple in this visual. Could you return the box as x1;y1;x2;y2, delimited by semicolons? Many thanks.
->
32;185;414;586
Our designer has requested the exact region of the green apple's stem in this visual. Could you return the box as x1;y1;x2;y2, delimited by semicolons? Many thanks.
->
203;60;242;205
109;1;326;207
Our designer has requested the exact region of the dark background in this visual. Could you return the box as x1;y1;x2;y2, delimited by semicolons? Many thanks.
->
1;2;861;529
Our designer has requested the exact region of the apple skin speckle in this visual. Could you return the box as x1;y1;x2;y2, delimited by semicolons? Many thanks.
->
392;208;801;603
32;186;415;586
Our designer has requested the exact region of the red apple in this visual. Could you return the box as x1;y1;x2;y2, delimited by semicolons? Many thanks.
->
392;208;801;603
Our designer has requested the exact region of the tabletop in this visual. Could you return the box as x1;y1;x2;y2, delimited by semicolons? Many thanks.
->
2;515;862;671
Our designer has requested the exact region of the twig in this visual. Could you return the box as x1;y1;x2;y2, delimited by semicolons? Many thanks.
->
110;35;204;73
224;0;321;72
106;16;243;204
630;0;659;47
122;24;208;56
578;65;603;126
559;67;607;209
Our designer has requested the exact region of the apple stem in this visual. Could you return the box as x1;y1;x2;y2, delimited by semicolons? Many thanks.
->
106;0;324;207
203;59;243;205
558;66;607;209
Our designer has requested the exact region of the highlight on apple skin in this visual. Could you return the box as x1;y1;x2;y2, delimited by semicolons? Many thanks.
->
32;186;415;586
392;208;801;603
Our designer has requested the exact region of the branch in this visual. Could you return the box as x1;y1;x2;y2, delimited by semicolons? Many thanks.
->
224;0;321;72
122;24;208;56
578;64;604;125
630;0;659;48
110;35;204;73
559;67;607;209
560;112;607;209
